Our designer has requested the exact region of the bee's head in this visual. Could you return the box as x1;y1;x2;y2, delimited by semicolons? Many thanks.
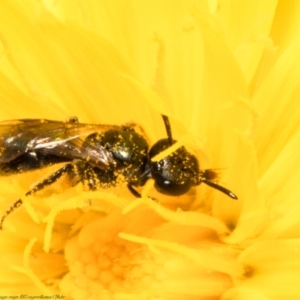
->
149;138;200;196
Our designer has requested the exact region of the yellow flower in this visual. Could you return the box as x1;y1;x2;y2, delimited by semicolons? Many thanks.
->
0;0;300;299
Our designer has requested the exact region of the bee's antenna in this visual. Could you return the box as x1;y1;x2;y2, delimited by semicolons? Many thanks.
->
162;115;173;146
202;179;238;200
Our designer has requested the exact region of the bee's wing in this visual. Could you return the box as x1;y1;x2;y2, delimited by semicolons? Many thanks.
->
0;119;120;169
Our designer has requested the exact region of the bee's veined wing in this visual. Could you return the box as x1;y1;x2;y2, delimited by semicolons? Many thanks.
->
0;119;121;169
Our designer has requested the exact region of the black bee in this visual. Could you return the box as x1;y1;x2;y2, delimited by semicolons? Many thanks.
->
0;115;237;229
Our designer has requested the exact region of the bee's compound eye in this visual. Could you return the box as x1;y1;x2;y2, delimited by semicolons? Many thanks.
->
152;172;192;196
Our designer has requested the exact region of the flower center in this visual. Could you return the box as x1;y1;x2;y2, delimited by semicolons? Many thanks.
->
59;218;164;298
59;209;235;299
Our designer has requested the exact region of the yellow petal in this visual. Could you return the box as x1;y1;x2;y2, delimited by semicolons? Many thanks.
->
237;239;300;299
214;0;278;85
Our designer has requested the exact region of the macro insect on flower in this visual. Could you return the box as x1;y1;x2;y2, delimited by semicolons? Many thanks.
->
0;115;237;229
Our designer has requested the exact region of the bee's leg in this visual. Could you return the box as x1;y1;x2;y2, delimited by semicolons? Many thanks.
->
127;183;158;203
0;163;74;229
127;167;152;198
26;163;75;196
0;199;23;230
81;165;100;191
79;163;117;191
127;184;142;198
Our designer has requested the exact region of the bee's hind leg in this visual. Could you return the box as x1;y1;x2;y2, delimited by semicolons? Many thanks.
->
26;163;75;196
0;163;74;229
